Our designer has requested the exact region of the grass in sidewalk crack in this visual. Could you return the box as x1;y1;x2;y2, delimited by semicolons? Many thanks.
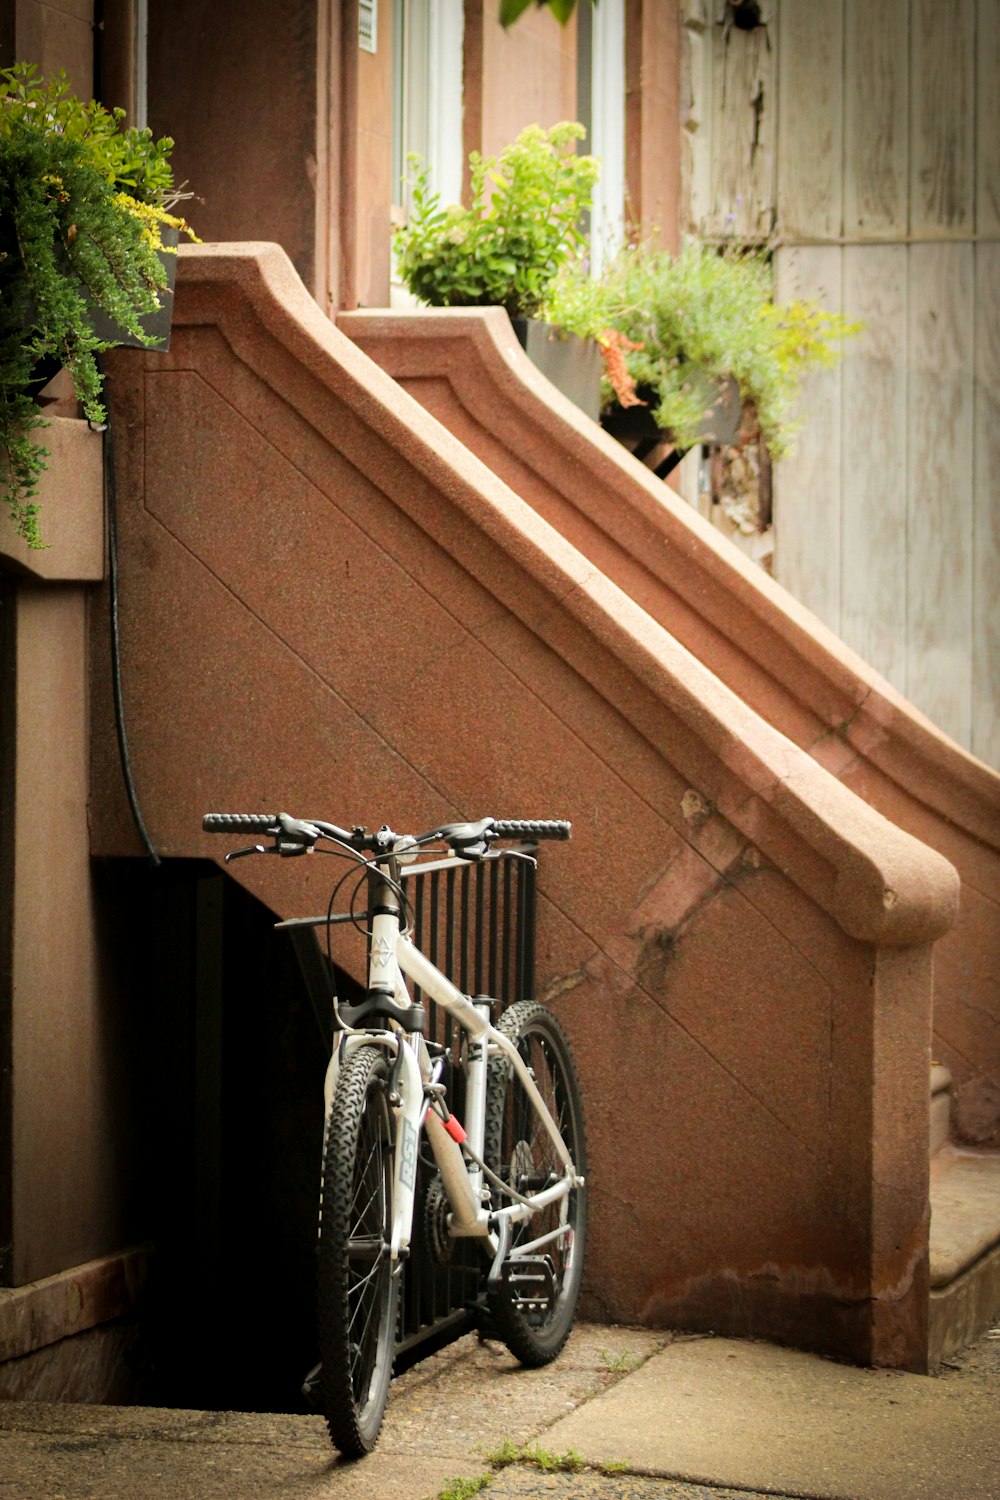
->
437;1476;491;1500
485;1438;586;1471
436;1439;633;1495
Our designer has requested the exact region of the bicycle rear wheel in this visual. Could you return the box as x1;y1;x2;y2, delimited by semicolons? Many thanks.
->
484;999;587;1366
317;1044;399;1456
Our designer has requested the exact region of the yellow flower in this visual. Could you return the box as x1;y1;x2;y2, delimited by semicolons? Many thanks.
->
41;172;69;202
113;191;202;250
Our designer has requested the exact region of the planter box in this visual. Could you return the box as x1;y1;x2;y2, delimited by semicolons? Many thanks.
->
511;316;602;422
87;225;180;351
602;374;743;478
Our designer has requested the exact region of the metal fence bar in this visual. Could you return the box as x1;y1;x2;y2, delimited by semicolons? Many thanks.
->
474;863;485;995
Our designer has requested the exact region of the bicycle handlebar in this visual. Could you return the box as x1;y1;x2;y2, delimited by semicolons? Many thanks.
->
487;819;571;841
203;813;281;836
201;812;571;857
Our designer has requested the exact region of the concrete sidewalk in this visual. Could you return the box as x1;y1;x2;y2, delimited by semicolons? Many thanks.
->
0;1320;997;1500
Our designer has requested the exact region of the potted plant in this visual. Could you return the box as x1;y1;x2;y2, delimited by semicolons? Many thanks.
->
393;120;604;418
546;241;858;471
0;62;197;550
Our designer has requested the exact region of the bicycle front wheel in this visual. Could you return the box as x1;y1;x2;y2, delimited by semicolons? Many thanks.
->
484;999;587;1366
317;1044;399;1456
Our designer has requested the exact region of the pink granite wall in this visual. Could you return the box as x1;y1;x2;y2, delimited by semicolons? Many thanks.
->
1;422;142;1303
90;245;959;1368
146;0;323;295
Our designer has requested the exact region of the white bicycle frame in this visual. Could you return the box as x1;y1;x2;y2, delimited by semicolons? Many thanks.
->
323;858;582;1277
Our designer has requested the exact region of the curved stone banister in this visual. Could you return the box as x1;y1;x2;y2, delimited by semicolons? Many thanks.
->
88;244;959;1367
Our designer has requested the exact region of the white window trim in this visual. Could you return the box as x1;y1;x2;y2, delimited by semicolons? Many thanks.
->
588;0;626;273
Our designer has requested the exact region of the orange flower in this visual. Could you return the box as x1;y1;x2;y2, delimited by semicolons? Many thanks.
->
597;328;645;408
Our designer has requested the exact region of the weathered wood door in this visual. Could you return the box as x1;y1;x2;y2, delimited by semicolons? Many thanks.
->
683;0;1000;767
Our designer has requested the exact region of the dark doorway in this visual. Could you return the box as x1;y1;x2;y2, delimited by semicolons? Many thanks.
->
103;857;335;1412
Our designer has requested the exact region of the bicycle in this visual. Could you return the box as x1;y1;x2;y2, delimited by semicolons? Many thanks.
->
202;809;587;1457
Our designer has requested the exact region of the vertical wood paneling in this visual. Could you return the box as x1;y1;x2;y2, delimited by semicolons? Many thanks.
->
843;0;908;237
910;0;976;235
772;246;844;631
683;1;777;240
973;244;1000;764
777;0;843;240
681;0;999;765
706;17;777;239
681;0;714;235
977;0;1000;236
840;246;909;691
907;243;975;744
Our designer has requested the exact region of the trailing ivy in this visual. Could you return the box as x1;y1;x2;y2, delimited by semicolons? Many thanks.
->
0;63;196;549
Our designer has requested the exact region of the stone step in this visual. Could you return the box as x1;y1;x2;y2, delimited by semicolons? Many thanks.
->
928;1143;1000;1365
930;1062;953;1155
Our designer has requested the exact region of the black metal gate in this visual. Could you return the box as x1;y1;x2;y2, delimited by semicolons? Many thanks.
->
281;849;537;1361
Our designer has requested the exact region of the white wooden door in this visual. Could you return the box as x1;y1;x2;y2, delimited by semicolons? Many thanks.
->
683;0;1000;768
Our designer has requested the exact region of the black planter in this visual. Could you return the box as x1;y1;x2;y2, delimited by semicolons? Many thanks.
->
86;224;180;351
601;374;743;479
1;219;179;384
601;397;688;478
510;316;602;422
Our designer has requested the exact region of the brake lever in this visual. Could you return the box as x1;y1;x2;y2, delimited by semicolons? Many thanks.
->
225;843;271;862
464;846;537;869
452;837;493;861
223;813;322;864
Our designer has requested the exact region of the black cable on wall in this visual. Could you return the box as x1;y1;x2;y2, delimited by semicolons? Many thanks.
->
101;409;161;867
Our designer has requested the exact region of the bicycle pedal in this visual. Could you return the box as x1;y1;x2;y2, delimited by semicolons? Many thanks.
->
500;1256;557;1313
301;1362;322;1411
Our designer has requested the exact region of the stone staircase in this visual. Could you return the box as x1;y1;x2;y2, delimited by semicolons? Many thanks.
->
928;1064;1000;1364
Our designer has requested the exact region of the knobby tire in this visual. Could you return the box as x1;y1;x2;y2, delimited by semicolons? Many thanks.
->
484;999;587;1366
317;1044;399;1456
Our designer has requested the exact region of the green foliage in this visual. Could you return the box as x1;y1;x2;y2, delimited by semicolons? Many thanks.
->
485;1438;586;1472
0;62;197;548
0;62;178;205
394;121;599;321
437;1475;491;1500
598;1346;634;1373
545;241;859;457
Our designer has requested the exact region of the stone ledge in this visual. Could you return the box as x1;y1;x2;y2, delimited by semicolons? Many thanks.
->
338;305;1000;854
0;1246;150;1364
929;1244;1000;1367
929;1146;1000;1286
0;416;105;581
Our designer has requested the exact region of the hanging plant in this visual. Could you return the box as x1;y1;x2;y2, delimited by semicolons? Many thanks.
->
0;62;198;549
545;241;860;457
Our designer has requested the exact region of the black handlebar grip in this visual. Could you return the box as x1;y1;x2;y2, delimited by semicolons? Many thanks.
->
202;813;279;834
492;818;571;841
